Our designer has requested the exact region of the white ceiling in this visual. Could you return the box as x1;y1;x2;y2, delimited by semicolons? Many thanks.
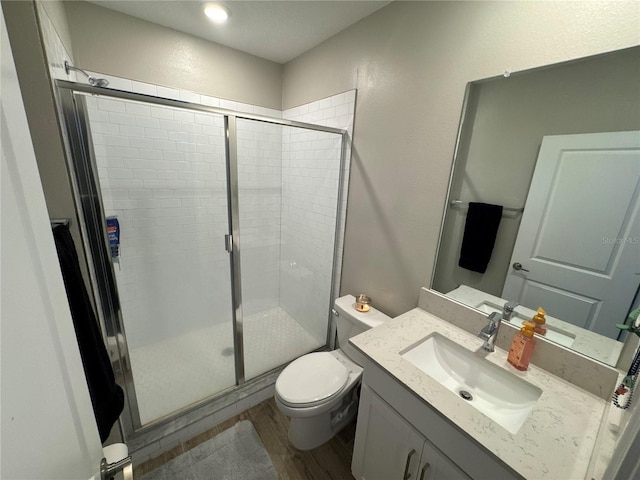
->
87;1;392;64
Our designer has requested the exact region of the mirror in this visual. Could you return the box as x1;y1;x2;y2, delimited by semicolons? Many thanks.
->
432;46;640;366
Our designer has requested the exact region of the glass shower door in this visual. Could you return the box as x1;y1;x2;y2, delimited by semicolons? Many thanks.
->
236;118;344;380
73;92;236;426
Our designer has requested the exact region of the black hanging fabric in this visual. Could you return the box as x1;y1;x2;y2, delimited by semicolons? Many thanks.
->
458;202;504;273
53;224;124;443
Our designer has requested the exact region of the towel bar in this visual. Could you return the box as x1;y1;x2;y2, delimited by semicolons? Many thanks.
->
450;199;524;213
50;218;71;227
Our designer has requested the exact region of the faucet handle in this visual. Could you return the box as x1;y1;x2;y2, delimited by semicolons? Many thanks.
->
504;300;519;313
488;311;502;324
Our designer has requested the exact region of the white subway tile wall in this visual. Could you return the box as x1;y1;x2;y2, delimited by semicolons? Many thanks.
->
84;95;258;423
236;117;346;379
236;119;283;319
36;2;75;81
283;91;356;341
82;89;354;420
85;95;232;353
278;127;343;342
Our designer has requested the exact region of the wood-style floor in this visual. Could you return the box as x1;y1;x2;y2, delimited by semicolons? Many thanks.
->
134;398;355;479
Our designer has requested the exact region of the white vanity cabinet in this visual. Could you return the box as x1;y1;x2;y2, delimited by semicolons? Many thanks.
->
351;360;520;480
352;384;469;480
349;307;612;480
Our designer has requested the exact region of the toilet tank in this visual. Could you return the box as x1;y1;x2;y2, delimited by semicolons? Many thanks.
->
333;295;390;363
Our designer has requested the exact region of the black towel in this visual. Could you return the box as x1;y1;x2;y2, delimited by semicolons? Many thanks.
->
458;202;503;273
53;224;124;443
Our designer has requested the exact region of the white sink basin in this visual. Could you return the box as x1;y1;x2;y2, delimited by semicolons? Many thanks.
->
401;333;542;434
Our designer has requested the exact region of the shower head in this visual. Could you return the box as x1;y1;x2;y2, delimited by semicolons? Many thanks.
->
64;61;109;88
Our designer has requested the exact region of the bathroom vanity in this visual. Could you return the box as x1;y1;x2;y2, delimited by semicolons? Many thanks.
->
349;303;615;479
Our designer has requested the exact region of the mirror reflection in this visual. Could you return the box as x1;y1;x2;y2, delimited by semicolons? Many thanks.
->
432;47;640;366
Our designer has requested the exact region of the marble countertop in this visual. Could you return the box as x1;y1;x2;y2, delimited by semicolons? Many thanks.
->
350;307;609;480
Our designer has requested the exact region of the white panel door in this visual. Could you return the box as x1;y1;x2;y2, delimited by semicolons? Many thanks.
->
1;9;103;479
503;131;640;339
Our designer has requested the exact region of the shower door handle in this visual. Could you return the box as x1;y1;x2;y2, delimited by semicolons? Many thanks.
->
225;234;233;253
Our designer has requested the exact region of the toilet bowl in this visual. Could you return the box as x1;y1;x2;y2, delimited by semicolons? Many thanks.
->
274;294;390;450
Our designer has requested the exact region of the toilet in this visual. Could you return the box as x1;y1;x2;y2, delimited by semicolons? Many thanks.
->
275;294;390;450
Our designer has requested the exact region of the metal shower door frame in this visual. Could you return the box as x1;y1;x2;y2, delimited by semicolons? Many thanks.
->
55;80;347;437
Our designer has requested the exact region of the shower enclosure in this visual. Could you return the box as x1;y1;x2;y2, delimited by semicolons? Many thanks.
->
56;81;347;436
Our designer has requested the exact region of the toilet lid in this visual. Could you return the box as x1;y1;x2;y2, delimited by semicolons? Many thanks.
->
276;352;349;406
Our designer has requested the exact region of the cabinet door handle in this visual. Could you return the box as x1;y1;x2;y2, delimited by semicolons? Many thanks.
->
403;449;416;479
419;462;431;480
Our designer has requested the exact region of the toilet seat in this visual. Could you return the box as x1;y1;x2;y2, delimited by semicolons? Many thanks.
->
276;352;349;408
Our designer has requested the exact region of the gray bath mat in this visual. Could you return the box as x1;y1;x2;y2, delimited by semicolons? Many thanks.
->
141;420;279;480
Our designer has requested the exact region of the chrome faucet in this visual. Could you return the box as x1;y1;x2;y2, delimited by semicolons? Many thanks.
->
478;301;519;352
502;300;519;322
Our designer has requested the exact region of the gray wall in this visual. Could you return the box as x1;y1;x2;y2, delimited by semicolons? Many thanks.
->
39;0;73;55
2;1;90;283
64;1;283;110
282;1;640;316
433;47;640;297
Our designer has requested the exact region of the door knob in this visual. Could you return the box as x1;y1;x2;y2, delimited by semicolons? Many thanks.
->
512;262;529;272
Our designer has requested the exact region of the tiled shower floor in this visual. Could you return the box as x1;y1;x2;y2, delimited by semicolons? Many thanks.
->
128;307;321;425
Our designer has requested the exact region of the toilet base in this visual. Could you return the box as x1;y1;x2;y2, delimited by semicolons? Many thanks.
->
285;389;359;450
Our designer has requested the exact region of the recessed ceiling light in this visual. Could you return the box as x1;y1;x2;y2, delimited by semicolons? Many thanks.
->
204;3;230;24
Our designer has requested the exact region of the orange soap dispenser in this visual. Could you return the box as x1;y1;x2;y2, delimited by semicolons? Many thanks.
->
508;321;536;371
531;307;547;336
